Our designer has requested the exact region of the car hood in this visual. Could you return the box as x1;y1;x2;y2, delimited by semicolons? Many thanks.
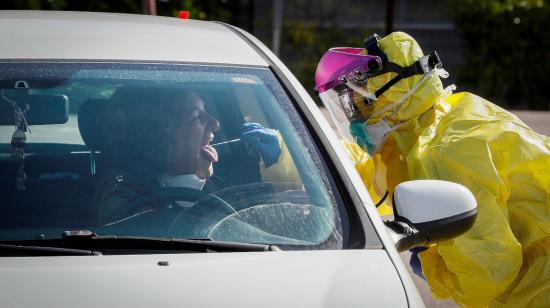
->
0;250;408;307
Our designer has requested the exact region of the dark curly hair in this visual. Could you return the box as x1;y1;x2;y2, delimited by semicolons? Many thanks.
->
108;85;199;177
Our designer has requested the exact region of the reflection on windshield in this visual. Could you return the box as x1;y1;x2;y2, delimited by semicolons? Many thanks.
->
0;63;345;250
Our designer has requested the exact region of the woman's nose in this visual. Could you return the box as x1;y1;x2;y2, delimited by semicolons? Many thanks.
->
206;113;220;132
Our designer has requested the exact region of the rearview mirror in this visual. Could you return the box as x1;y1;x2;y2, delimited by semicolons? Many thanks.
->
384;180;477;252
0;94;69;125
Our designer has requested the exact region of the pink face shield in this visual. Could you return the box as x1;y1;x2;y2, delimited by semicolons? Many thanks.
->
314;47;382;95
314;48;382;139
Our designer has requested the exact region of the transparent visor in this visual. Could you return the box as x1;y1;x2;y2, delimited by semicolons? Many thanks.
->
319;85;375;141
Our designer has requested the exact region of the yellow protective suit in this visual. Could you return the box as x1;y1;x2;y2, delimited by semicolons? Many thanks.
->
258;133;301;183
349;32;550;307
341;141;393;216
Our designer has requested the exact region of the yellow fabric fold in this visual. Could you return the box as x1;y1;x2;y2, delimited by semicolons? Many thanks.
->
259;133;300;184
341;140;393;216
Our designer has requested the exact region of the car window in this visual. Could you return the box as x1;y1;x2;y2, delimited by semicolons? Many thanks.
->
0;62;354;250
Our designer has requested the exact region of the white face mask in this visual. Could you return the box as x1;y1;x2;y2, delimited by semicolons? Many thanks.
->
363;119;393;154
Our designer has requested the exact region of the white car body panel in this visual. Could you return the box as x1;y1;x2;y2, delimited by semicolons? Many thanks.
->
0;251;407;308
0;11;267;66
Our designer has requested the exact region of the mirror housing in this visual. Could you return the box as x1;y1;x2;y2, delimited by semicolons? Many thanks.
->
384;180;477;252
0;94;69;125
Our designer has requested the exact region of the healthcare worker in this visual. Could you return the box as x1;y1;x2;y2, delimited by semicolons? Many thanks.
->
314;32;550;307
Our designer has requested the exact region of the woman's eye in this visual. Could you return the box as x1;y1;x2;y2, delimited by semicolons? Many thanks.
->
191;114;207;124
189;110;208;124
193;115;201;122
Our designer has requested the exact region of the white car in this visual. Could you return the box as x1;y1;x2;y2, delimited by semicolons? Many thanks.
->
0;11;476;307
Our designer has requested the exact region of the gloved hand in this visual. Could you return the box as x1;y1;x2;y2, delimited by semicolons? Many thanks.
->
409;247;427;280
240;123;281;168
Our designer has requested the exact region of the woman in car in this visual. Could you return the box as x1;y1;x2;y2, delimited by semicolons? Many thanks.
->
94;86;294;225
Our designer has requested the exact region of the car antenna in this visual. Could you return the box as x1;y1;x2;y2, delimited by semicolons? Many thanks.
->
1;80;31;190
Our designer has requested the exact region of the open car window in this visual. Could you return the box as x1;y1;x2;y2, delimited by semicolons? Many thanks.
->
0;62;356;250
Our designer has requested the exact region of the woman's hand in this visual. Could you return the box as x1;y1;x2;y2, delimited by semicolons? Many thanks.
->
196;145;218;179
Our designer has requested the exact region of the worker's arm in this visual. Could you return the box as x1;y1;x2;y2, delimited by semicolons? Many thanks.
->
340;140;392;216
240;123;300;183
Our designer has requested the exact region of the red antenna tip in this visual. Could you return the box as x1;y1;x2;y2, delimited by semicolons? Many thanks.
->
179;11;190;19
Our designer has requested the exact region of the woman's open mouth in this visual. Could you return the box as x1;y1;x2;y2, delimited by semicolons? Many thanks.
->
202;133;214;147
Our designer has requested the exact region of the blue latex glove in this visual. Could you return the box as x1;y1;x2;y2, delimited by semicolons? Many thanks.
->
240;123;281;168
409;247;427;280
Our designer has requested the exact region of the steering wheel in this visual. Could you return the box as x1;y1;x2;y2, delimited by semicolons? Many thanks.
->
107;187;208;223
113;187;207;217
105;187;238;234
166;182;306;238
106;182;309;240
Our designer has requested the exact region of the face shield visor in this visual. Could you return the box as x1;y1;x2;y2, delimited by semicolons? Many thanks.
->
314;47;382;139
317;85;371;140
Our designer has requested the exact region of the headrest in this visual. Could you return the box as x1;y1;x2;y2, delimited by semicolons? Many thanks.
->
77;99;116;152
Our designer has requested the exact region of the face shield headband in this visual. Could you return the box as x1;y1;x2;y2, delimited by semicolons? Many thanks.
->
363;34;443;99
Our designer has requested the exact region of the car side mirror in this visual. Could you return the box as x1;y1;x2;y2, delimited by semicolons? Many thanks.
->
384;180;477;252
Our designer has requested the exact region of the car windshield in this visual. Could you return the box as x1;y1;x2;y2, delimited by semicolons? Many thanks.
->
0;62;350;250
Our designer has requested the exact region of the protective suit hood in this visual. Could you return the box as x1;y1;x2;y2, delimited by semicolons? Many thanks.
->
366;32;446;124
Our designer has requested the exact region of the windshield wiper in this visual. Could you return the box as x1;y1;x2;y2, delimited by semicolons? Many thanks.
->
0;243;102;256
1;230;281;255
63;230;281;253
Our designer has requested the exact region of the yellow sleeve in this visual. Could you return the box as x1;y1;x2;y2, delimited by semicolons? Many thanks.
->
259;133;300;183
340;140;393;216
259;136;392;215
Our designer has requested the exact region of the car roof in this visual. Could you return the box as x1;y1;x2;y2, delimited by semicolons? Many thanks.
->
0;10;268;66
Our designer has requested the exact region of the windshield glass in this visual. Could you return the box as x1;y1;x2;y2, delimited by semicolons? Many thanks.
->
0;62;350;250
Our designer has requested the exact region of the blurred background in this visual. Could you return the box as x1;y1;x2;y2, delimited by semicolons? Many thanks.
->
2;0;549;114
